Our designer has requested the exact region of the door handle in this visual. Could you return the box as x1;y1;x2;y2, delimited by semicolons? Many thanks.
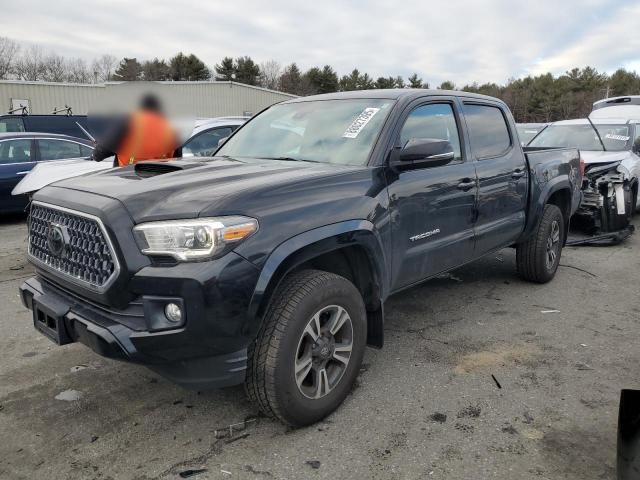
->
16;171;30;176
512;169;525;179
457;179;476;191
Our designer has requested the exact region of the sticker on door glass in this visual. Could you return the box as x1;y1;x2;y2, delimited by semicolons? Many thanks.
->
342;108;380;138
604;133;630;141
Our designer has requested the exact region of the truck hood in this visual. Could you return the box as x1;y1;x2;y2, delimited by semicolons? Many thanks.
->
42;157;364;223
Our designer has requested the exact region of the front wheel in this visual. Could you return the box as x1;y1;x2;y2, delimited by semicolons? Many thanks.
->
245;269;367;427
516;204;564;283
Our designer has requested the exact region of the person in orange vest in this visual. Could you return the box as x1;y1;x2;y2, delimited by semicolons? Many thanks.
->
92;94;179;167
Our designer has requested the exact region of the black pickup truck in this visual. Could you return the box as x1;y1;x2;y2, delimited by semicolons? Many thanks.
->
20;90;581;426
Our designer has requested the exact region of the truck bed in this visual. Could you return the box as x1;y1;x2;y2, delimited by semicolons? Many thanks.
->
518;146;582;240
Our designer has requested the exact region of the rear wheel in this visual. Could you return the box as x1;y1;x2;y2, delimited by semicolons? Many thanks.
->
516;204;564;283
245;269;367;427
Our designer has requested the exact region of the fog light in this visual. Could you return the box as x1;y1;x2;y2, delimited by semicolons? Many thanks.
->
164;303;182;323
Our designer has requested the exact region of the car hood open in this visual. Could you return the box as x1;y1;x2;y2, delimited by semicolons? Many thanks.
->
12;157;114;196
580;150;632;165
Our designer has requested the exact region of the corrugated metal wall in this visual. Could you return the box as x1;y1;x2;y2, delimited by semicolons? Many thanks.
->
0;81;296;116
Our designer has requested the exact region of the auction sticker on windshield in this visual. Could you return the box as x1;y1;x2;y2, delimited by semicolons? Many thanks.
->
343;108;380;138
604;133;630;141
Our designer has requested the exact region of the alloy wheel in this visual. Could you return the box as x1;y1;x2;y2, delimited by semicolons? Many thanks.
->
294;305;353;399
546;220;561;270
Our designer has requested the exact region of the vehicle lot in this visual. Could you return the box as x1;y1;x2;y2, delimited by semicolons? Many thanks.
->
0;215;638;480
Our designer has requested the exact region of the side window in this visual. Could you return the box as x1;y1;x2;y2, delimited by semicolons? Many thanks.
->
400;103;463;162
38;139;82;160
80;144;94;157
183;127;233;157
0;117;25;133
462;104;511;159
0;139;32;164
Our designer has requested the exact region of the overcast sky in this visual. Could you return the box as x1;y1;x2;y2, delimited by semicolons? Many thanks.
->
5;0;640;85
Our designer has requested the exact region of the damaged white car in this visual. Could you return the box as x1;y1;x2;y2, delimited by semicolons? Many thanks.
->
528;118;640;232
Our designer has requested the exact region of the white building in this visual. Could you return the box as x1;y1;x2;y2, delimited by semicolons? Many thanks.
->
0;80;296;117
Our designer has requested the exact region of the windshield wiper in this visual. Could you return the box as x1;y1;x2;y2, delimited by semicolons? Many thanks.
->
587;117;607;151
261;156;321;163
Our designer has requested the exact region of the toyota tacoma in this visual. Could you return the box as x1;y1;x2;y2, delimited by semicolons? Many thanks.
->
20;90;581;426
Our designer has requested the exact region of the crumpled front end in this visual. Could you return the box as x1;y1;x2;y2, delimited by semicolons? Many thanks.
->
577;161;635;233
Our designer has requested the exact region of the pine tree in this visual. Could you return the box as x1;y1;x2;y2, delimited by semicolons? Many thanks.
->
112;58;142;81
214;57;235;81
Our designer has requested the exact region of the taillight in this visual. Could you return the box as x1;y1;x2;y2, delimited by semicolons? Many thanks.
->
579;156;586;178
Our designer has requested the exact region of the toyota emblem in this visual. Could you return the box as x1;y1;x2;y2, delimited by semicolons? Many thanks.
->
47;223;68;257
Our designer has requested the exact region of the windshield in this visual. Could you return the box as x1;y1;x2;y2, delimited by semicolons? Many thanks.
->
216;99;394;165
516;125;545;145
529;124;633;151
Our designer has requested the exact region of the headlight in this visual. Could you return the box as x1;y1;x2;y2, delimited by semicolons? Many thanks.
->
133;216;258;261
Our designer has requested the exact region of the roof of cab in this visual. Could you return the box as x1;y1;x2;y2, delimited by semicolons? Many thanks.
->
282;88;505;104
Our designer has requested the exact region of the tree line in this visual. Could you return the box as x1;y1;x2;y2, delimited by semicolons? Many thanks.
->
1;37;640;122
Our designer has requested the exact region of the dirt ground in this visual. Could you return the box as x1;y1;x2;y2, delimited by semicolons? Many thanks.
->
0;214;638;479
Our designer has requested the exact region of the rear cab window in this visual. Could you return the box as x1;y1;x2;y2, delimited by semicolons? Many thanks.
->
462;104;512;159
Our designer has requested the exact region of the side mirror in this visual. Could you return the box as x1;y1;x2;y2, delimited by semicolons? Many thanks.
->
390;138;455;171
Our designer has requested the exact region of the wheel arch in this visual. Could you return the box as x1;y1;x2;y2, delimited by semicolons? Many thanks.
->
247;220;388;348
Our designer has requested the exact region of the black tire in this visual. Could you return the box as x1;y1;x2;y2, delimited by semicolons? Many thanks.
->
516;204;564;284
245;269;367;427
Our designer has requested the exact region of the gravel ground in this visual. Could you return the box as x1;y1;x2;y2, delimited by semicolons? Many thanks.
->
0;214;638;480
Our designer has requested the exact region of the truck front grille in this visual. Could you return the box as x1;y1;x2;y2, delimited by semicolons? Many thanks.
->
28;202;119;291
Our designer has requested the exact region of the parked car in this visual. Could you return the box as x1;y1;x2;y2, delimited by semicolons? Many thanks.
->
182;116;248;157
12;117;250;197
0;133;93;214
516;122;549;146
0;114;107;139
528;118;640;232
591;95;640;120
20;89;581;426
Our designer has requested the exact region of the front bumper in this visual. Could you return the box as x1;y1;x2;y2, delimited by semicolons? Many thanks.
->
20;252;260;390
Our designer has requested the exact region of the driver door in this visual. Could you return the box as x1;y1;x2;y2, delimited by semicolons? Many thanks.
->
386;99;478;291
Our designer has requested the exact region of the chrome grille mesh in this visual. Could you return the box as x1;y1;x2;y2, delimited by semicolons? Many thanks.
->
28;203;117;290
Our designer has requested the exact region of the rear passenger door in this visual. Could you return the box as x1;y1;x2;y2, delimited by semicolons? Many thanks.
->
462;102;528;255
387;99;478;291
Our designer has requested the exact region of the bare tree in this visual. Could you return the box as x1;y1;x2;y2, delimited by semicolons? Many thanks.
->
42;53;66;82
14;45;45;81
259;60;281;90
0;37;20;79
91;54;117;82
66;57;92;83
